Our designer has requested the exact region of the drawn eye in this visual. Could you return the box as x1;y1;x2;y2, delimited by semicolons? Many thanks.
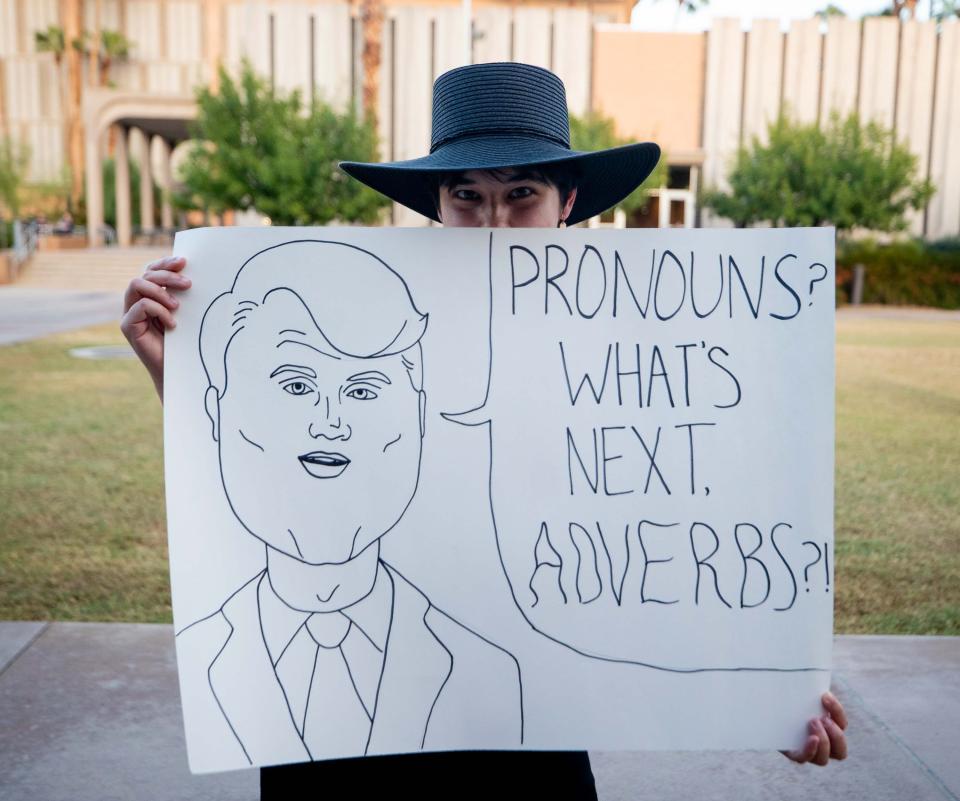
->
346;386;378;401
282;380;313;396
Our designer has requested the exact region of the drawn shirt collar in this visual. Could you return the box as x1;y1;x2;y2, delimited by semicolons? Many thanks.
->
259;560;391;667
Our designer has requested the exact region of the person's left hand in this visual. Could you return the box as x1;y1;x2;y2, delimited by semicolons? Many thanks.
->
782;690;849;766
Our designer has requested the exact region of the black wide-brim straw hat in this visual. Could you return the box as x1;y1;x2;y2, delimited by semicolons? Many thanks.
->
339;62;661;226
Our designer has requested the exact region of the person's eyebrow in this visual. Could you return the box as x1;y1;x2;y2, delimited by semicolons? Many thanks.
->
345;370;392;385
269;363;317;379
276;338;342;360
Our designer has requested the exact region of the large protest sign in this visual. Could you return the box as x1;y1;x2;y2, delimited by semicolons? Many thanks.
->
165;226;835;774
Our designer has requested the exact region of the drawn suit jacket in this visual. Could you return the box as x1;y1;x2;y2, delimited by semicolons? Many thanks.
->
175;561;523;773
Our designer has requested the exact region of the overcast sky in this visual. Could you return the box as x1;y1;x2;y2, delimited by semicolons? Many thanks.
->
629;0;934;30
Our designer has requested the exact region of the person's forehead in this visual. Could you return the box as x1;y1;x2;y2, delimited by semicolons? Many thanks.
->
453;168;548;186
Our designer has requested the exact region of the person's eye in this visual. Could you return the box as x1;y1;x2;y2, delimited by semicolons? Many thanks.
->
345;385;378;401
282;380;314;396
453;189;480;201
510;186;535;199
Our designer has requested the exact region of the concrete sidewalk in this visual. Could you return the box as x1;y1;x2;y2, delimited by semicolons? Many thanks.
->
0;288;122;346
0;624;956;801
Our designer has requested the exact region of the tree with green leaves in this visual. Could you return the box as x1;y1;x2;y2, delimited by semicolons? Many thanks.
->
34;25;66;63
569;110;667;216
817;4;846;18
0;136;30;219
73;28;132;86
175;62;389;226
702;110;934;234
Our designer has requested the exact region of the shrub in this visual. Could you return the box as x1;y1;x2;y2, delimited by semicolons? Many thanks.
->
836;238;960;308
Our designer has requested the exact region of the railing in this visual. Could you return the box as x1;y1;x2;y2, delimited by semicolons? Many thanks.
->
11;219;39;268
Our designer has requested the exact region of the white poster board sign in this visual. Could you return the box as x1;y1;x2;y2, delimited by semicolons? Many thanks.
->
165;226;835;774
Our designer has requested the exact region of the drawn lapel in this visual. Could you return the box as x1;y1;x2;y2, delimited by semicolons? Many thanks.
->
365;564;454;755
208;572;312;764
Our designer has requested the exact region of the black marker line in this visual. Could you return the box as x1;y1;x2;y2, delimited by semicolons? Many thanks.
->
287;529;304;559
387;560;525;746
339;639;375;721
421;609;455;749
300;640;321;736
238;429;264;451
382;433;402;453
484;422;823;673
315;583;339;604
364;567;396;755
273;619;309;668
570;523;602;604
256;575;315;759
205;619;253;765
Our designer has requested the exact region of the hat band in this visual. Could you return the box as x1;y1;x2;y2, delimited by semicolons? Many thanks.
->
430;126;570;154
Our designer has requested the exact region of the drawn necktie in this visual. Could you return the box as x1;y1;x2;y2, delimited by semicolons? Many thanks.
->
301;612;372;758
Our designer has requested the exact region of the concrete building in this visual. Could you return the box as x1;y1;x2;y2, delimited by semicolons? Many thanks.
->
0;1;957;242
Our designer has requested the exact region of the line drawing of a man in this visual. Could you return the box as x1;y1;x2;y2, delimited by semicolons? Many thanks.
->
175;240;522;773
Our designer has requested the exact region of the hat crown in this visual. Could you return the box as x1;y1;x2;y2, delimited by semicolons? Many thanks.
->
430;62;571;154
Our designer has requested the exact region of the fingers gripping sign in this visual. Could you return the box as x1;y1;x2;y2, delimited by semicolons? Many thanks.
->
121;255;192;397
782;691;849;765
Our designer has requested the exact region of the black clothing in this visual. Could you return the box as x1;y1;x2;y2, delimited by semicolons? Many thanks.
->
260;750;597;799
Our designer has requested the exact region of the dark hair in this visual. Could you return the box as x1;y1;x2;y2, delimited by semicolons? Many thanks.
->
430;163;580;217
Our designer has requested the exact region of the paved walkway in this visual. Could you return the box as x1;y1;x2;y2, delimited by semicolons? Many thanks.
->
0;624;956;801
0;288;123;346
0;246;168;346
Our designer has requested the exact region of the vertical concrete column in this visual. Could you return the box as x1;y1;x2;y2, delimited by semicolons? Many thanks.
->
897;21;937;235
820;17;861;124
782;18;822;124
701;18;745;226
928;22;960;239
742;19;783;144
156;136;175;231
858;17;899;128
84;123;105;247
130;127;155;235
114;124;132;247
552;8;591;116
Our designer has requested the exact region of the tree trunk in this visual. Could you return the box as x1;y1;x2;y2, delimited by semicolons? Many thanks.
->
63;0;84;207
361;0;384;128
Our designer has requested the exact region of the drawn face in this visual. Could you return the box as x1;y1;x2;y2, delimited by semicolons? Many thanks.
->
438;168;578;228
212;289;424;565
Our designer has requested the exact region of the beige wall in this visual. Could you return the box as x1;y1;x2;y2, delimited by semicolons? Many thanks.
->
2;1;960;236
591;28;705;160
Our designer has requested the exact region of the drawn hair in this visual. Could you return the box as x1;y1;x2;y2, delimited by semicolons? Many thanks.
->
199;240;428;398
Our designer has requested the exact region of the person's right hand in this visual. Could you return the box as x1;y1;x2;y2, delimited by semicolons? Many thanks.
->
120;255;190;400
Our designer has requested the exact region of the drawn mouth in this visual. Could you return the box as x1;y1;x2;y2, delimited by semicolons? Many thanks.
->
298;451;351;479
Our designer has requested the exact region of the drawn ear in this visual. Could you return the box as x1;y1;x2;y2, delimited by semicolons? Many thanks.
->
418;389;427;439
204;386;220;442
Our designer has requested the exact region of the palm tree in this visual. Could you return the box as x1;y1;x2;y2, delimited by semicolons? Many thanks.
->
34;25;66;63
98;29;131;87
35;25;78;203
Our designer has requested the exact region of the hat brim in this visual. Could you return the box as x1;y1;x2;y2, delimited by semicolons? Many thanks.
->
339;137;661;226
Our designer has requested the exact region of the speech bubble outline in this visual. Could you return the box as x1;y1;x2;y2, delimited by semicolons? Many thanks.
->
442;232;830;675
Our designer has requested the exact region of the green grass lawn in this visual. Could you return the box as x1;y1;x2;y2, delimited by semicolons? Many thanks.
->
0;315;958;633
834;314;959;634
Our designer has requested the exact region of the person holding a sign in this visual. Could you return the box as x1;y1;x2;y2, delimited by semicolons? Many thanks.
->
121;62;848;797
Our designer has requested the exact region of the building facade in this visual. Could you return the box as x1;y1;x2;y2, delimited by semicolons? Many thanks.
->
0;1;957;240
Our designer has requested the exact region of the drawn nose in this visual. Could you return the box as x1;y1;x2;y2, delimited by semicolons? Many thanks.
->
308;395;351;441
